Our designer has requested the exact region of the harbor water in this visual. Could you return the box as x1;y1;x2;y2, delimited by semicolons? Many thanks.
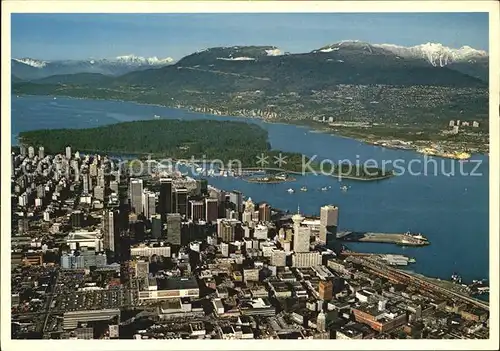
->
11;95;489;287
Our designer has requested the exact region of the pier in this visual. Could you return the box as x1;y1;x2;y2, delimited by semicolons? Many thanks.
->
337;231;429;247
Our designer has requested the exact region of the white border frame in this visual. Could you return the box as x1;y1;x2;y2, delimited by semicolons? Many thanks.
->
1;1;499;350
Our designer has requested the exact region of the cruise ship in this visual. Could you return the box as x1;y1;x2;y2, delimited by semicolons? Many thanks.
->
403;231;428;241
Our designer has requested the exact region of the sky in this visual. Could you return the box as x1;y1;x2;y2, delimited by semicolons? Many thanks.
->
11;13;489;60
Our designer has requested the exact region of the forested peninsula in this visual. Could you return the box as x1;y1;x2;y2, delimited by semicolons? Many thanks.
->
18;119;392;180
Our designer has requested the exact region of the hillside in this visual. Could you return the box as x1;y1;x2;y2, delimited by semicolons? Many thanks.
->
12;42;489;152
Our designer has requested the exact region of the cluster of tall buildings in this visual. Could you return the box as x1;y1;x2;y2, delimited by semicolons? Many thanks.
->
13;143;341;276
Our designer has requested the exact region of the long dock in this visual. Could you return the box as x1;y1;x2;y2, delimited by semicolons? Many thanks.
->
337;231;429;247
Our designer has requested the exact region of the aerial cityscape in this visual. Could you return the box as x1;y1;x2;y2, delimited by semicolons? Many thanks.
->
6;9;494;343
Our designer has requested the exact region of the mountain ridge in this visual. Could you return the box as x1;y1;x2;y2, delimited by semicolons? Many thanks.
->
11;55;175;80
12;41;488;81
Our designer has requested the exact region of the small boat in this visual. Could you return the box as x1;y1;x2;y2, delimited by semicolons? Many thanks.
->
53;97;57;100
321;186;328;191
408;257;416;263
153;114;160;119
340;185;348;191
300;186;307;192
287;188;295;194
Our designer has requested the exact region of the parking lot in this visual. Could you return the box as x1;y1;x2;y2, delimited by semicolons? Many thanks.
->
53;288;127;311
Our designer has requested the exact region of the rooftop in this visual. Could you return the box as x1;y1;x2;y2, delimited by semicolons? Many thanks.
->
157;276;199;291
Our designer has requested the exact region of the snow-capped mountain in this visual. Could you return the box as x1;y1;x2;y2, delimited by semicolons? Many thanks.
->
12;58;48;68
312;40;488;81
12;55;175;80
372;42;488;67
315;40;487;67
114;55;174;65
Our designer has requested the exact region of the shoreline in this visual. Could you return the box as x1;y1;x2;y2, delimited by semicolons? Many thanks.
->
13;93;488;161
239;167;394;182
243;177;297;184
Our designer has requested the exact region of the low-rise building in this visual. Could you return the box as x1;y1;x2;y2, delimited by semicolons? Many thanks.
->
352;301;407;333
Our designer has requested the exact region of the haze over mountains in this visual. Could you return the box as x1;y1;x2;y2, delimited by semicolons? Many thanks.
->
11;55;175;80
12;41;488;83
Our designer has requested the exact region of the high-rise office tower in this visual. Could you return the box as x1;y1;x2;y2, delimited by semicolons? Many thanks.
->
217;219;237;243
189;200;205;221
19;145;27;157
242;211;253;225
244;197;255;213
142;190;156;219
199;178;208;196
82;173;89;194
319;205;339;244
259;203;271;222
174;187;188;217
38;146;45;159
90;163;98;177
103;209;119;253
159;178;173;220
205;198;219;223
88;174;94;193
151;214;162;239
229;190;243;213
166;213;182;245
129;178;144;214
292;208;309;253
28;146;35;159
65;146;72;160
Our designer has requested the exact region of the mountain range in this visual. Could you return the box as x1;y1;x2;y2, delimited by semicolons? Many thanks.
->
11;41;488;82
313;41;488;81
12;40;489;146
11;55;175;80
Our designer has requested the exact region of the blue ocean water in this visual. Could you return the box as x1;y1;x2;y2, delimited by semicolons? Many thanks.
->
11;95;490;284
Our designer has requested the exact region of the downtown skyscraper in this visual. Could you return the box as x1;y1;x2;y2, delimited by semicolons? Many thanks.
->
129;178;144;214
